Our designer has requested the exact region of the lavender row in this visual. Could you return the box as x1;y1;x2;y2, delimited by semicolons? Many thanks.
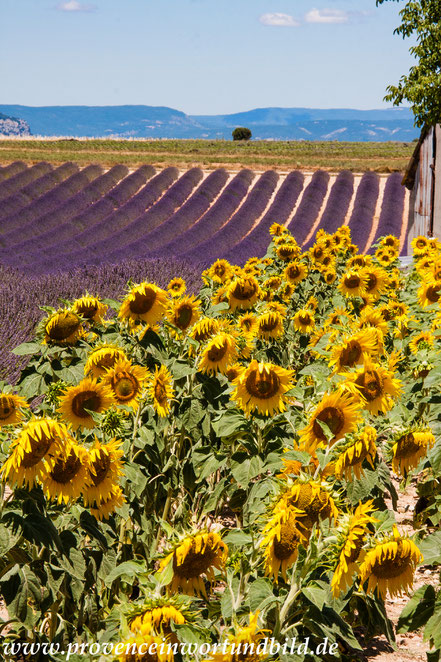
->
0;161;27;183
14;166;155;264
104;165;155;208
153;170;255;259
303;171;354;250
368;172;406;252
61;167;203;266
287;170;330;245
113;169;229;261
61;167;178;251
347;172;380;253
184;170;279;265
0;165;128;257
0;258;202;384
25;167;194;273
0;165;103;235
0;163;79;221
224;171;305;264
0;162;53;202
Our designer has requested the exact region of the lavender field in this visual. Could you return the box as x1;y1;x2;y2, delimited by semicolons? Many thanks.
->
0;161;409;382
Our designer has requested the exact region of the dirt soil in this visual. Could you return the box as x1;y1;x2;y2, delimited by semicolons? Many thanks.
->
362;476;439;661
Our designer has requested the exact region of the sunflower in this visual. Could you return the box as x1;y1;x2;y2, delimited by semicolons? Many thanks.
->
298;390;362;454
203;612;268;662
228;276;260;312
411;236;429;254
323;269;337;285
360;266;388;299
293;309;315;334
231;360;295;417
277;480;339;531
256;311;284;340
309;242;329;263
325;307;353;328
207;259;234;284
281;282;296;300
72;295;108;324
160;531;228;597
102;359;147;408
418;278;441;307
277;243;299;261
115;632;174;662
83;437;124;506
0;393;28;427
269;222;287;236
338;271;368;298
376;250;397;267
167;295;201;335
359;527;422;599
167;277;186;298
147;365;174;417
225;363;243;382
358;306;389;344
261;506;308;581
43;442;89;504
198;333;237;375
58;378;115;430
334;426;377;480
90;484;125;521
390;427;435;475
381;235;401;252
190;318;220;347
1;418;70;489
284;261;307;285
331;501;377;598
409;331;435;354
119;282;169;325
84;344;128;379
343;356;402;416
329;328;378;373
129;597;187;640
237;312;257;337
43;309;83;346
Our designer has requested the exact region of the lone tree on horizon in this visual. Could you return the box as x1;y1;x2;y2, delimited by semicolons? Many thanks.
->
232;127;252;141
377;0;441;128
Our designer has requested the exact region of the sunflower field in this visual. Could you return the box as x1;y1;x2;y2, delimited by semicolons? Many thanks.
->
1;226;441;662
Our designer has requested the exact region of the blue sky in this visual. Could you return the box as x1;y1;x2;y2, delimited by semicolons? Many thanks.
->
2;0;415;114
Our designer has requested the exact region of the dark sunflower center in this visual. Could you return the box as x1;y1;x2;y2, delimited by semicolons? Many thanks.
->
226;368;239;381
114;374;138;401
347;536;365;563
326;273;335;283
71;391;102;418
372;551;412;579
353;257;365;267
214;265;226;277
96;354;118;369
355;370;383;402
416;239;426;249
344;275;361;289
47;313;80;341
0;396;14;420
154;380;167;405
245;370;281;400
232;282;257;301
21;433;53;468
313;406;345;441
90;453;111;486
175;304;193;330
344;444;368;467
173;543;217;579
426;285;440;303
395;433;420;459
260;315;278;332
366;274;377;291
314;248;323;260
273;522;300;560
130;289;156;315
50;453;81;484
279;246;295;258
207;343;228;362
340;341;362;367
77;303;98;319
298;313;311;326
287;265;300;279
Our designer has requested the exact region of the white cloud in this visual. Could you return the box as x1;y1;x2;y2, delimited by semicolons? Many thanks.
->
57;1;95;11
305;8;349;24
260;13;300;27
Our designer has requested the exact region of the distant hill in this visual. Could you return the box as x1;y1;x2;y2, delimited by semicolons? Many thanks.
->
0;104;418;141
0;112;31;137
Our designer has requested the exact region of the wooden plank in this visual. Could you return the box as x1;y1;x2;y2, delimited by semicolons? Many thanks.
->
408;126;434;246
433;124;441;239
